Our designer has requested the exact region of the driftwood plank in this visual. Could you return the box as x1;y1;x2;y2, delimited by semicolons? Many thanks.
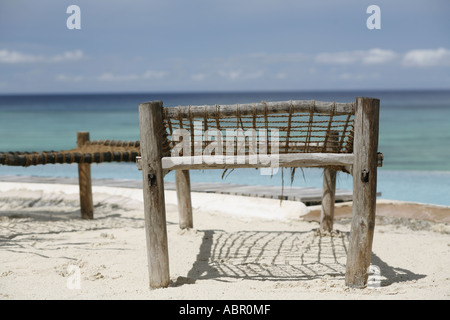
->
160;153;354;171
164;100;354;118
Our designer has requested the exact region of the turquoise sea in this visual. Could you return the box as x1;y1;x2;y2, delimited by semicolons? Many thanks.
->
0;90;449;206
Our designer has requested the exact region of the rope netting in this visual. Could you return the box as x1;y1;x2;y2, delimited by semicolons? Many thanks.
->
0;139;140;167
162;100;355;158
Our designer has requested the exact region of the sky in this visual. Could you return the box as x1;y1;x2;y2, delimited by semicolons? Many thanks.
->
0;0;450;94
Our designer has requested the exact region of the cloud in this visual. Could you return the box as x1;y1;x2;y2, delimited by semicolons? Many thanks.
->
0;50;39;63
339;72;380;81
362;49;397;64
315;49;397;65
191;73;207;81
218;70;242;80
55;74;84;82
218;69;264;81
0;49;83;64
97;70;167;82
48;50;84;63
247;52;308;64
402;48;450;67
142;70;167;79
97;73;139;82
174;52;308;84
275;72;287;79
315;51;356;64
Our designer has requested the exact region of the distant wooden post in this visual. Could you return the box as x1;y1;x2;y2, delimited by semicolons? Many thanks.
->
320;131;339;232
77;132;94;220
175;170;193;229
345;97;380;288
139;101;170;289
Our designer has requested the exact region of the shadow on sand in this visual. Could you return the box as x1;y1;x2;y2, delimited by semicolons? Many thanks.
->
174;229;425;288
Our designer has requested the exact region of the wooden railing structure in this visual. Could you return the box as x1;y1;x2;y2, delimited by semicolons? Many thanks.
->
137;97;382;289
0;132;140;219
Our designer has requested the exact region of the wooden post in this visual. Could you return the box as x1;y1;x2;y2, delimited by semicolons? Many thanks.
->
345;97;380;288
77;132;94;220
320;131;339;232
139;101;170;289
175;170;193;229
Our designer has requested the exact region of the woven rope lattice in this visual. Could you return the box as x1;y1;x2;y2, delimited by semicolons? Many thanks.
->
162;100;355;157
0;140;140;167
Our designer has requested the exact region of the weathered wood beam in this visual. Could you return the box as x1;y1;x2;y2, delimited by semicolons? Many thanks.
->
159;153;354;171
175;170;193;229
320;131;339;232
139;101;170;289
163;100;355;119
345;97;380;288
77;132;94;220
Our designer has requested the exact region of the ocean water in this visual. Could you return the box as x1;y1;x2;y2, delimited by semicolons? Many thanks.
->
0;90;449;206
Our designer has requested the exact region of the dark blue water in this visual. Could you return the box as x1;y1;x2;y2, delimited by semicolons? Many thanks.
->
1;90;449;205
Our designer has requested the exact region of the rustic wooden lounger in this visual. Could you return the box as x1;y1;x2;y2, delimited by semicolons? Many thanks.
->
0;132;140;219
137;97;382;288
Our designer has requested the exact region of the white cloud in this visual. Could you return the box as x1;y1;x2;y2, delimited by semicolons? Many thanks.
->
142;70;168;79
97;73;140;82
247;52;308;64
339;72;380;81
97;70;167;82
0;49;84;63
315;49;396;65
48;50;84;63
275;72;287;79
0;50;39;63
402;48;450;67
243;70;264;79
218;69;264;81
219;70;242;80
55;74;84;82
362;49;397;64
191;73;207;81
315;52;357;64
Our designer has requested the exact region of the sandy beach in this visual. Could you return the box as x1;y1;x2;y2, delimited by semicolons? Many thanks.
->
0;180;449;300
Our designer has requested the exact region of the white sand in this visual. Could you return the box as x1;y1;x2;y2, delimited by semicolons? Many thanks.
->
0;181;449;300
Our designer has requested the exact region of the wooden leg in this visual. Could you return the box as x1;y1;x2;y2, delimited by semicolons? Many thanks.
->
320;167;336;232
345;97;380;288
77;132;93;220
175;170;193;229
320;131;338;232
139;101;170;289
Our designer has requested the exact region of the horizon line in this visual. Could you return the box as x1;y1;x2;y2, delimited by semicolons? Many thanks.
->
1;87;450;96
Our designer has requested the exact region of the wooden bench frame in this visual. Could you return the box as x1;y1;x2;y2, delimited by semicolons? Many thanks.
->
138;97;380;289
0;131;140;219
